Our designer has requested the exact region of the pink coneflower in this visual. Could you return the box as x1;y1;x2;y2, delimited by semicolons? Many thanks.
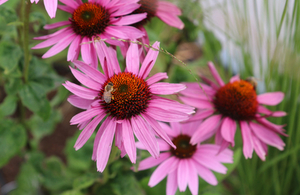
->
32;0;147;68
63;41;194;172
179;62;287;161
120;0;184;59
137;121;233;195
0;0;8;6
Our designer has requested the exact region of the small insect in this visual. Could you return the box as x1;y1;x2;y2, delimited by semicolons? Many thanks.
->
80;36;106;45
102;82;116;104
245;77;258;89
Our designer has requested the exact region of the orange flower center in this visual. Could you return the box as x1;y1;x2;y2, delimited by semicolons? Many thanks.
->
99;72;151;120
214;80;258;120
171;135;196;159
71;3;110;37
131;0;158;27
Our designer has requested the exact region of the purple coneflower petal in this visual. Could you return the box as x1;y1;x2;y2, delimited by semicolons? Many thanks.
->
105;26;144;40
220;117;236;146
44;0;57;18
178;96;213;109
70;67;101;90
74;114;105;150
70;107;102;125
170;122;181;135
67;95;94;109
240;121;254;159
139;42;160;79
177;159;188;192
190;115;222;144
166;171;178;195
63;81;98;100
257;92;284;106
193;159;218;185
138;152;171;171
96;119;116;172
230;74;240;83
131;116;159;158
187;109;215;122
251;133;266;161
44;21;71;30
150;83;186;95
122;120;136;163
187;160;199;195
72;60;106;84
158;122;178;138
32;28;73;47
207;61;225;86
256;117;287;136
111;13;147;26
193;151;227;174
110;3;140;17
146;107;190;122
146;73;168;85
92;118;111;161
126;42;140;75
156;3;183;29
149;156;179;187
60;0;79;9
150;96;194;114
67;35;81;61
250;122;285;150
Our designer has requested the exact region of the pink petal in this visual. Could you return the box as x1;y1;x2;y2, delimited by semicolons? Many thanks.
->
256;117;287;136
194;159;217;185
240;121;254;159
62;81;98;100
44;0;58;18
250;122;285;150
122;120;136;163
139;42;160;79
96;119;116;172
131;116;159;158
150;96;195;114
157;1;181;15
181;120;202;136
187;109;215;122
138;152;171;171
150;83;186;95
67;95;93;109
177;159;189;192
156;5;184;29
158;122;178;138
193;151;227;174
198;144;233;163
251;133;266;161
207;61;225;86
32;28;73;47
70;67;101;90
146;72;168;85
60;0;79;9
70;107;102;125
187;160;199;195
72;60;106;84
141;113;176;148
190;115;222;144
230;74;240;83
110;3;140;17
67;35;81;61
257;105;287;117
111;13;147;25
170;122;181;135
182;82;217;96
126;42;140;75
105;26;144;40
146;107;190;122
44;21;70;30
92;117;111;160
74;113;105;150
199;75;220;90
166;171;178;195
220;117;236;146
149;156;179;187
257;92;284;106
57;4;74;13
179;96;214;109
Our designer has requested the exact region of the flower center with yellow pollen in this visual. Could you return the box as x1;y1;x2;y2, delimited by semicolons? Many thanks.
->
131;0;158;27
71;3;110;37
99;72;151;120
214;80;258;121
171;135;197;159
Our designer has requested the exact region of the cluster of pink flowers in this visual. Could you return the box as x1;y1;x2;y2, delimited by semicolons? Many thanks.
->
9;0;286;194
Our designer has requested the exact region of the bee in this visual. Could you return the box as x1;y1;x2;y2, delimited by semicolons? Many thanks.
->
102;82;116;104
245;77;258;90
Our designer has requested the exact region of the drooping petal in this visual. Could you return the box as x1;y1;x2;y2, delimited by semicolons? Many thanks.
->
150;83;186;95
187;160;199;195
187;109;215;122
70;107;102;125
44;0;58;18
240;121;254;159
146;107;190;122
111;13;147;25
138;152;171;171
92;117;111;160
179;96;214;109
193;151;227;174
150;96;195;114
166;171;178;195
122;120;136;163
62;81;98;100
177;159;189;192
70;67;101;90
67;95;94;109
220;117;236;146
193;159;218;185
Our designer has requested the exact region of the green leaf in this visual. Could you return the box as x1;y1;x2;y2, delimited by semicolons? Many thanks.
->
4;77;23;95
0;41;22;74
65;131;94;172
73;173;98;190
0;119;27;168
0;6;18;36
0;94;17;117
60;190;84;195
19;81;51;120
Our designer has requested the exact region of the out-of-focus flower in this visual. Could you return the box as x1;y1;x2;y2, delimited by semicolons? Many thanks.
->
121;0;184;59
137;121;233;195
179;62;287;161
32;0;147;68
63;41;194;172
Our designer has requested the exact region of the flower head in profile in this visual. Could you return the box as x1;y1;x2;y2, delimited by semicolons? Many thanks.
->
137;121;233;195
179;62;287;161
63;41;194;172
32;0;147;68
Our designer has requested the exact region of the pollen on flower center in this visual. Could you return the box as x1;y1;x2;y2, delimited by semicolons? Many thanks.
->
71;3;110;37
131;0;158;27
214;80;258;121
99;72;152;120
171;135;196;159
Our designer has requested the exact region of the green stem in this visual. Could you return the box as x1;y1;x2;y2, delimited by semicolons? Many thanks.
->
22;0;31;83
